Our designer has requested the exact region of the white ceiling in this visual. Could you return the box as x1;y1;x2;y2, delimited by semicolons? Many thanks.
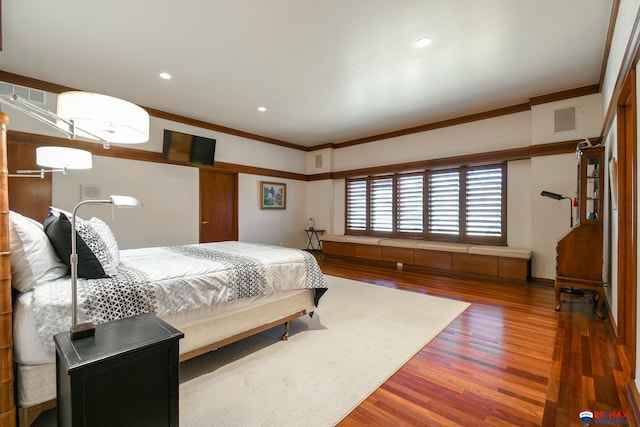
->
0;0;613;148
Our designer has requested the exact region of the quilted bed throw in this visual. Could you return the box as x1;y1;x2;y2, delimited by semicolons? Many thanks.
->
30;241;327;354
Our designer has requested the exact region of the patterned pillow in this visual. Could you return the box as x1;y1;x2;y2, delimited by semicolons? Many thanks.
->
88;217;120;268
44;213;115;279
76;219;118;276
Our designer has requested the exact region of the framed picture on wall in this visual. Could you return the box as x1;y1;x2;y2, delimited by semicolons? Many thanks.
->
260;181;286;209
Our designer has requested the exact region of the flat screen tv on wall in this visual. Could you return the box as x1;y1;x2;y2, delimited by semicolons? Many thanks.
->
162;129;216;166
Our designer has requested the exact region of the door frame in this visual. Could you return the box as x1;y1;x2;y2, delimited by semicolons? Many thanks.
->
616;68;637;376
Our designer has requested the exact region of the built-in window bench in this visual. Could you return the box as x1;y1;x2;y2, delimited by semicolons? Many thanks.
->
320;235;532;282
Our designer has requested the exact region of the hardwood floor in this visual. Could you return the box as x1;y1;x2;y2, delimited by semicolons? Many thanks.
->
314;255;635;427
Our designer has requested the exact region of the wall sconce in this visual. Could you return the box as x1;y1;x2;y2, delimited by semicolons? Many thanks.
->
9;146;93;179
541;190;573;227
0;90;149;149
71;195;143;340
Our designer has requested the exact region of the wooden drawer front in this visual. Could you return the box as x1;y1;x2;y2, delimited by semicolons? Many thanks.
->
414;249;453;270
323;242;355;258
381;247;415;264
355;245;382;261
452;253;499;276
498;258;529;280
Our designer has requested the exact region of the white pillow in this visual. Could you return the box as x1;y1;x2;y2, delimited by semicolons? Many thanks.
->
9;211;67;292
88;217;120;268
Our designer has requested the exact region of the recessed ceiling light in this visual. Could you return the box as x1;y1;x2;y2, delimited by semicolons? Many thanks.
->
159;72;172;80
258;106;267;112
416;37;432;47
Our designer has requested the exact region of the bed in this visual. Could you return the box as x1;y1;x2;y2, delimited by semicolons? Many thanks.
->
7;208;327;427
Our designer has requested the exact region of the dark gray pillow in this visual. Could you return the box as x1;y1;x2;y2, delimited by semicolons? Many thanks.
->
44;213;106;279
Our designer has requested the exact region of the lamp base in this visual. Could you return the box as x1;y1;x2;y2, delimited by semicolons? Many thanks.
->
71;322;96;340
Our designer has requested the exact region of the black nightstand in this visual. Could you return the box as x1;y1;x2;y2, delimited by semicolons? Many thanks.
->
54;313;184;427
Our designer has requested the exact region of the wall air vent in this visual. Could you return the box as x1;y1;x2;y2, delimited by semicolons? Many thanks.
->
0;82;46;104
554;107;576;132
315;154;323;168
81;184;103;200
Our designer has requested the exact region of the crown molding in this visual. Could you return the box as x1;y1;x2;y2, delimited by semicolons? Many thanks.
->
1;70;603;154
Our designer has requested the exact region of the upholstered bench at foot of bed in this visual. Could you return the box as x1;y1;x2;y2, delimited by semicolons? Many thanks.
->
321;235;532;282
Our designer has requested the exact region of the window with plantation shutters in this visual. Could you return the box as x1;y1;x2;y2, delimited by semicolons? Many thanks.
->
370;177;393;232
346;179;367;231
397;173;424;234
428;170;460;235
344;163;505;244
465;166;503;238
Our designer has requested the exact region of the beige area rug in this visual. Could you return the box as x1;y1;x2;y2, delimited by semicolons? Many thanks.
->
179;275;470;427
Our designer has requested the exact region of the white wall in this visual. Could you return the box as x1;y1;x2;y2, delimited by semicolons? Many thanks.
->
238;174;309;248
54;156;314;250
604;120;618;325
531;94;603;145
334;111;532;171
52;156;199;249
507;160;533;249
530;154;577;279
602;0;640;117
306;180;334;237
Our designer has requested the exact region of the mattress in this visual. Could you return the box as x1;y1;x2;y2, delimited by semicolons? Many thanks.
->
16;288;316;408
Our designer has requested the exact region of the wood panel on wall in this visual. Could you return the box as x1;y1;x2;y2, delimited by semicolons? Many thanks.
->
0;113;17;427
7;142;52;221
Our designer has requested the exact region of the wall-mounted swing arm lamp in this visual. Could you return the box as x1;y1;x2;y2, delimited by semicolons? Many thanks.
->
70;195;143;340
0;91;149;149
540;190;574;227
8;146;93;179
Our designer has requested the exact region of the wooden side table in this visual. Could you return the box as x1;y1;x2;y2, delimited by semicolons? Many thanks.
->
54;313;184;427
304;229;325;251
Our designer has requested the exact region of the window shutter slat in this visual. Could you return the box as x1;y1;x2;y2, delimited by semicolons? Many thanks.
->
346;179;367;231
428;170;460;235
371;177;393;232
465;168;503;237
397;174;424;233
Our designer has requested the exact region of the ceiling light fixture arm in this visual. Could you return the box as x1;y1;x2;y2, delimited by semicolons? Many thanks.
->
8;166;69;179
0;93;111;149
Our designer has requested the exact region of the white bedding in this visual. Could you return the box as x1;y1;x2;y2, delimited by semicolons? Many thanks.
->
14;241;326;363
15;288;316;408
